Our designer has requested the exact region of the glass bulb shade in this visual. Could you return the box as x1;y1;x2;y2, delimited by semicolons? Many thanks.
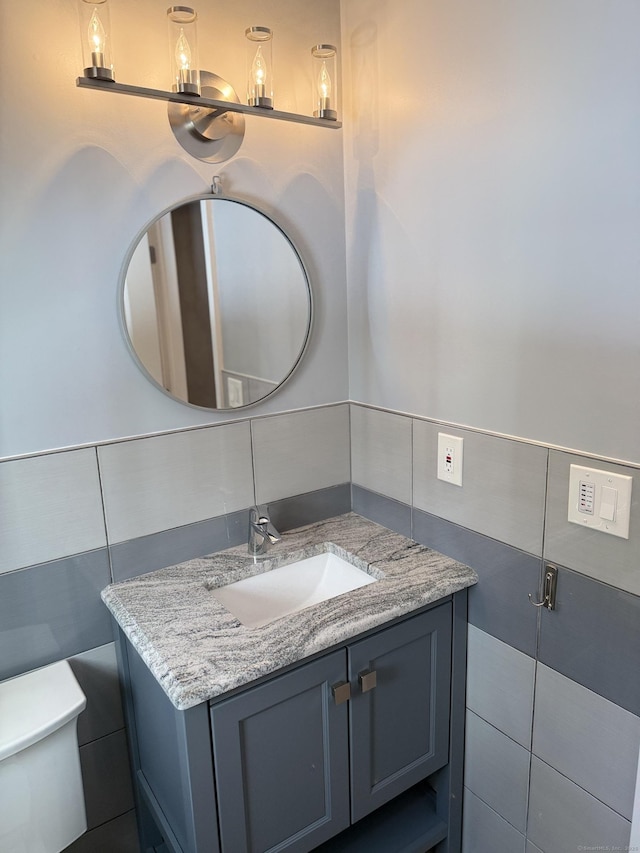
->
311;44;338;120
78;0;114;80
245;27;273;108
167;6;200;94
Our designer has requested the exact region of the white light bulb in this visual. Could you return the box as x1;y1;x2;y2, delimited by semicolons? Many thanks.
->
317;60;332;108
175;28;192;85
251;46;267;96
88;8;106;67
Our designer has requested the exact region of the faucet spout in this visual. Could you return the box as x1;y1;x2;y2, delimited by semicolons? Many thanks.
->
248;505;282;556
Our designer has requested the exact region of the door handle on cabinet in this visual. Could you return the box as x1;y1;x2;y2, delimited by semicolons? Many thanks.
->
358;669;377;693
331;681;351;705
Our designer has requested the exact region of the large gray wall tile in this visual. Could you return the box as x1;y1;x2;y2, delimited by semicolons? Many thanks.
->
464;711;530;832
0;449;106;574
0;550;112;681
533;664;640;820
98;423;254;544
413;509;540;656
79;729;134;831
545;451;640;595
109;511;248;582
413;421;547;556
528;757;631;853
538;567;640;715
267;484;352;532
466;625;535;749
65;810;140;853
252;405;350;504
350;405;412;504
69;643;124;746
462;788;525;853
351;484;412;539
631;760;640;851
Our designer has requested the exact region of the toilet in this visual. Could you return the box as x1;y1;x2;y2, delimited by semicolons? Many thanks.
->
0;660;87;853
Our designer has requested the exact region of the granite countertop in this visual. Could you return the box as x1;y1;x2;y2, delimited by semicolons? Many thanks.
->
102;512;477;710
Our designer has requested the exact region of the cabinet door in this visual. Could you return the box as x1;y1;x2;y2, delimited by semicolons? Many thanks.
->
211;650;350;853
349;604;452;821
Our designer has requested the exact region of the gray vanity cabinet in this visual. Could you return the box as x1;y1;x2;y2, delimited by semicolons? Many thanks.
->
118;594;467;853
211;650;351;852
348;603;451;823
209;605;452;853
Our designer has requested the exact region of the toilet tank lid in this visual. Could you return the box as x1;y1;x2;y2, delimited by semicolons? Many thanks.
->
0;660;87;761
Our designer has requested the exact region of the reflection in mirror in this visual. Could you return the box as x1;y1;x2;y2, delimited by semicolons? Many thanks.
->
122;197;312;409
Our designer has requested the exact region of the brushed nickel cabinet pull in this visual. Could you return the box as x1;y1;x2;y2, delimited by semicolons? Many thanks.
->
359;669;377;693
332;681;351;705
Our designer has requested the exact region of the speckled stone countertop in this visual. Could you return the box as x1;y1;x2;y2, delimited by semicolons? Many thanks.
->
102;513;477;710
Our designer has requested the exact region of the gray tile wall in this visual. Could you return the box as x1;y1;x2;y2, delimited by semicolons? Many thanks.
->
349;403;640;853
2;402;639;853
0;405;352;852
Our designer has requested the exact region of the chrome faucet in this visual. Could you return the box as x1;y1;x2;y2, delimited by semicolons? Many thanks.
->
248;506;282;556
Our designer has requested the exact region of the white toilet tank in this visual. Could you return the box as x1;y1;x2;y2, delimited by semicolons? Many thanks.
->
0;660;87;853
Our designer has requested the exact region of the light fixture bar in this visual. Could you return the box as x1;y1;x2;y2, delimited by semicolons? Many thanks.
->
76;76;342;129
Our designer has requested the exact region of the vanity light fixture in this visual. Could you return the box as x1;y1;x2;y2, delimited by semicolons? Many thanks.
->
311;44;338;121
78;0;114;82
167;6;200;96
246;27;273;109
76;10;342;163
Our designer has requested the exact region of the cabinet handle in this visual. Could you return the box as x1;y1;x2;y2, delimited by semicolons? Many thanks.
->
332;681;351;705
358;669;377;693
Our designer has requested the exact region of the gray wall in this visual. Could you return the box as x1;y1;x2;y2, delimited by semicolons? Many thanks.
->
341;3;640;847
2;0;640;850
0;0;346;848
342;0;640;464
0;0;347;459
351;403;640;852
0;405;351;851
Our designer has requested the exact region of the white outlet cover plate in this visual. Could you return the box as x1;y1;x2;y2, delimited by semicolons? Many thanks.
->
437;433;464;486
567;464;632;539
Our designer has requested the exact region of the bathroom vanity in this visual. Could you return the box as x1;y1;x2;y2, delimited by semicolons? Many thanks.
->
103;513;477;853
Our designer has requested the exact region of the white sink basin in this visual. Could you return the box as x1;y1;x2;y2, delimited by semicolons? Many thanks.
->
211;552;377;629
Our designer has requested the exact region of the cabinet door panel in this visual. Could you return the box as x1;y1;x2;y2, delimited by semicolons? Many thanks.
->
211;650;350;853
349;605;452;821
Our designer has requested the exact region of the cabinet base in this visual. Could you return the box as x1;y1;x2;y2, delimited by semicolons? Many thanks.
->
313;780;447;853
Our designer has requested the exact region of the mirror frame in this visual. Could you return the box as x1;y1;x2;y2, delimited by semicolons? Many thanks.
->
119;190;314;411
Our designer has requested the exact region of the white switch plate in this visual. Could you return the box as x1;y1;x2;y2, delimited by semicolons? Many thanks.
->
437;433;464;486
567;464;632;539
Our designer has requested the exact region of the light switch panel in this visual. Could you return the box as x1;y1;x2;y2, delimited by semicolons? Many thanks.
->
568;465;632;539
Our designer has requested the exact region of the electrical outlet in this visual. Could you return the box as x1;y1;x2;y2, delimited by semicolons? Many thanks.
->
227;377;244;408
567;464;632;539
437;433;463;486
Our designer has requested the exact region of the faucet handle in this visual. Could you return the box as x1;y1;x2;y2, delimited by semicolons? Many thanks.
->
248;505;282;554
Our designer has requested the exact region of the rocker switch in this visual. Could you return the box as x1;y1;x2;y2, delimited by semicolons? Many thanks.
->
599;486;617;522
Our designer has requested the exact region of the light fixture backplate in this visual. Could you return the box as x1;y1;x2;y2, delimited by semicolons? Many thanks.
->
167;71;245;162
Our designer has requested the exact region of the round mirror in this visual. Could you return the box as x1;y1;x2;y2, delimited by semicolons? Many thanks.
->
121;195;312;409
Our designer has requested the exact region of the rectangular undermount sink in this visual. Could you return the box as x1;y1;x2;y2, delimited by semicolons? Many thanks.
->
211;552;377;629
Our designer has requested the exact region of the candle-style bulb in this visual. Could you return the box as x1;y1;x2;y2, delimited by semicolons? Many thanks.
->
175;28;191;75
311;44;337;120
245;27;273;109
317;60;332;105
167;6;200;95
87;8;106;67
79;0;114;81
251;46;267;92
